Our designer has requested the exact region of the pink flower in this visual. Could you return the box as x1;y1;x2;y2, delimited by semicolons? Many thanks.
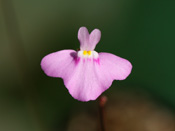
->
41;27;132;102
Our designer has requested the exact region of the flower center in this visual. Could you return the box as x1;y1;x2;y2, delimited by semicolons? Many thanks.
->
78;50;99;59
83;50;91;56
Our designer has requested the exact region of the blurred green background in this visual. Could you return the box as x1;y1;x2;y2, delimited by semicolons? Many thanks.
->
0;0;174;131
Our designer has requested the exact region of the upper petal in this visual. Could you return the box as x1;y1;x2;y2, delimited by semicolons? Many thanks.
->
99;52;132;80
41;50;77;77
78;27;90;50
89;29;101;50
78;27;101;51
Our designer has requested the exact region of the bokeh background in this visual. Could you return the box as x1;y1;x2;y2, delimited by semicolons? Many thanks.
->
0;0;174;131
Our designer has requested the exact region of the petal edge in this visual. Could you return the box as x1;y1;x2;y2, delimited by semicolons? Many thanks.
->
99;52;132;80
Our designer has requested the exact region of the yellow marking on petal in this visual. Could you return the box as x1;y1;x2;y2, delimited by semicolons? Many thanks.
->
87;51;91;55
83;50;87;55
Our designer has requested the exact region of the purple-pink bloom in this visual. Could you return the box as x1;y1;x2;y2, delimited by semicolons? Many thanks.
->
41;27;132;102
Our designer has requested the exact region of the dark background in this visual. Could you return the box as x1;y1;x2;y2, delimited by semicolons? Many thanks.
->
0;0;174;131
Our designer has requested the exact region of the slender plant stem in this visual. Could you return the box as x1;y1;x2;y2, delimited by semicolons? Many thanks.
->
98;95;107;131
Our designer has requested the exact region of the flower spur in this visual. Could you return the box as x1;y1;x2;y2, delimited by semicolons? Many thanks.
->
41;27;132;102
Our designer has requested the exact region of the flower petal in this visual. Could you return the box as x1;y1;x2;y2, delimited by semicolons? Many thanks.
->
41;50;77;77
63;58;113;101
78;27;101;51
89;29;101;50
99;52;132;80
78;27;89;51
41;50;132;102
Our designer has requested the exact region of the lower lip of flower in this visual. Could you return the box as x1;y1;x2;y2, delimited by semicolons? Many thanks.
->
77;50;99;60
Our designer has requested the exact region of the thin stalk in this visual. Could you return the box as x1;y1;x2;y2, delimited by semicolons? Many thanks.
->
98;95;107;131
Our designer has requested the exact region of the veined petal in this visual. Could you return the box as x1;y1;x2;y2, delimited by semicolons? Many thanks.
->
41;50;77;77
99;53;132;80
78;27;101;51
64;58;113;102
41;50;132;102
